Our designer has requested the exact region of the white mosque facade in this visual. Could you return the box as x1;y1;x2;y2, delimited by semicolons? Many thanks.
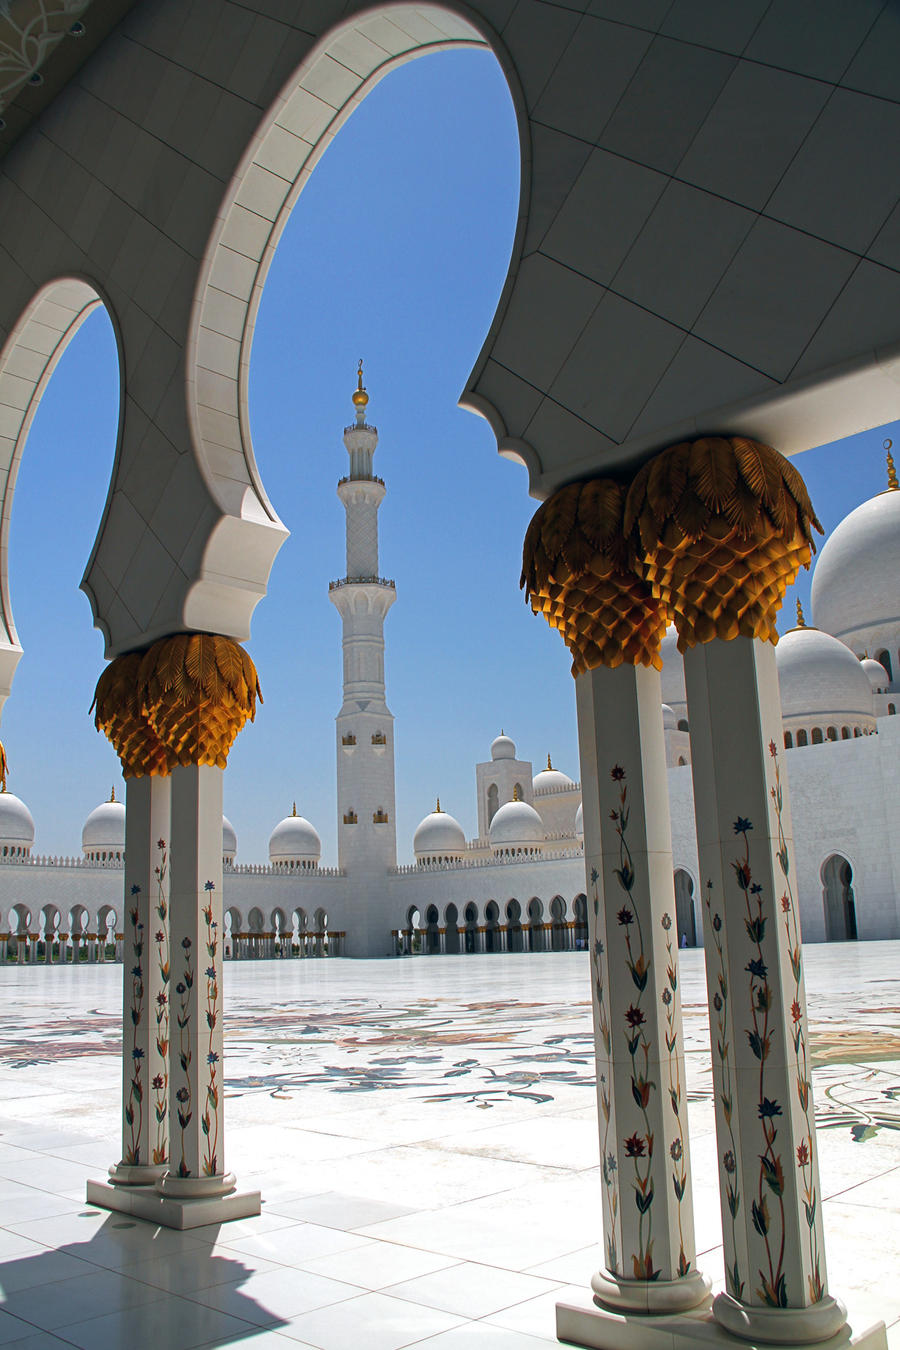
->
2;389;899;961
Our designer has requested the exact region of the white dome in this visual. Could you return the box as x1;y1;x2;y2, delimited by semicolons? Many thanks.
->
269;807;321;865
776;625;874;724
491;732;516;760
533;756;575;793
414;803;466;861
222;815;237;859
662;703;677;730
660;625;687;709
811;483;900;656
0;791;34;852
489;797;544;852
82;795;125;855
860;657;890;693
574;802;583;843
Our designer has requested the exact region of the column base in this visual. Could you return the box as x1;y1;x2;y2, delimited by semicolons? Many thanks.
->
107;1162;167;1187
714;1293;852;1345
592;1267;711;1314
557;1292;887;1350
86;1178;261;1230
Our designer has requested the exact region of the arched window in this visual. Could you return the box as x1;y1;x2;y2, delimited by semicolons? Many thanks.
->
677;756;686;766
889;704;896;715
876;649;893;681
444;904;460;955
487;783;499;827
677;719;689;732
826;726;837;741
841;726;850;739
797;729;808;747
572;895;588;950
784;731;793;748
673;870;697;947
853;727;861;737
811;727;823;744
513;782;523;803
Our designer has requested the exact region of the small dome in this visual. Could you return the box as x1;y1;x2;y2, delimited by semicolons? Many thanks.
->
82;792;125;856
533;754;575;793
0;791;34;853
860;657;890;693
222;815;237;860
662;703;677;730
491;732;517;760
574;802;583;844
776;625;874;724
660;626;687;708
269;805;321;865
811;473;900;655
489;797;544;852
414;800;466;861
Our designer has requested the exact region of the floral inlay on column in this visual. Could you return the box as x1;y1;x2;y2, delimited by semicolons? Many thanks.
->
660;911;690;1277
201;881;220;1177
609;765;658;1280
175;935;194;1177
770;742;823;1303
590;865;618;1273
152;838;169;1166
704;877;743;1299
123;887;145;1165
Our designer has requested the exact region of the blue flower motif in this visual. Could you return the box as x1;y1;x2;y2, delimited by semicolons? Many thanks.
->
130;884;141;895
606;1152;617;1173
132;1047;144;1059
750;883;763;894
733;817;753;834
131;965;142;977
746;958;768;979
204;880;215;891
758;1097;782;1119
205;967;216;979
207;1051;219;1065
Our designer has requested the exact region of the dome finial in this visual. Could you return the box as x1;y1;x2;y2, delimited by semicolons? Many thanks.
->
352;358;369;412
110;785;116;803
796;598;806;628
885;439;898;491
513;783;520;802
292;801;297;817
435;796;441;813
546;753;552;771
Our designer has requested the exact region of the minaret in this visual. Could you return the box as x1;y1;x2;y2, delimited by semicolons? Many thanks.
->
329;363;397;873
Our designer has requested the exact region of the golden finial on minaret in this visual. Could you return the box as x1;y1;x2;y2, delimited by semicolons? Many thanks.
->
292;801;297;817
435;797;442;813
0;740;8;794
885;439;898;490
796;598;806;628
546;753;553;770
110;785;116;802
513;783;520;802
352;358;369;410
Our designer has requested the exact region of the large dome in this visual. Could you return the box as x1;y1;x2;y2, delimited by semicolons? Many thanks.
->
489;797;544;854
776;624;874;727
532;755;575;793
269;806;321;867
414;802;465;862
222;815;237;861
82;792;125;858
811;478;900;661
490;732;517;761
0;791;34;855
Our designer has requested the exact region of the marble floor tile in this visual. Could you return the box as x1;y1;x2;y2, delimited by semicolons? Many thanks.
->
297;1239;458;1291
223;1222;371;1265
263;1191;421;1230
406;1325;559;1348
484;1283;587;1340
185;1264;363;1324
58;1293;259;1350
0;1267;161;1331
383;1261;563;1318
275;1290;464;1349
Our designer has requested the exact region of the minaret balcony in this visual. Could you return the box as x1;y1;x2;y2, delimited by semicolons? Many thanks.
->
328;576;395;591
337;474;384;487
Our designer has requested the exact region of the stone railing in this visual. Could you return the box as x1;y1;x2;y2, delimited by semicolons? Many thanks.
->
0;853;124;869
328;575;395;590
391;848;584;876
225;862;345;878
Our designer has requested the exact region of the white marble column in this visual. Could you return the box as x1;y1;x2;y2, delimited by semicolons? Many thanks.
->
108;775;171;1185
574;662;709;1313
683;637;856;1345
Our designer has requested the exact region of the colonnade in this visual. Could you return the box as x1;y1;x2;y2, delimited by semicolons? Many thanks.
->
83;437;885;1344
521;438;879;1348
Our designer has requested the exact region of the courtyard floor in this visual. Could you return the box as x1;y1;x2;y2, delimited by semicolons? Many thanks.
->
0;945;898;1349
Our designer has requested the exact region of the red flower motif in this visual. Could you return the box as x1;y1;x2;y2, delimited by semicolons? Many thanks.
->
625;1005;645;1028
791;999;802;1023
796;1140;809;1167
624;1133;645;1157
768;740;778;758
611;765;625;781
781;894;791;912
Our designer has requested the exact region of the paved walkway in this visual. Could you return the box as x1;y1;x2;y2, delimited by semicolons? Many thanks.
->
0;948;898;1348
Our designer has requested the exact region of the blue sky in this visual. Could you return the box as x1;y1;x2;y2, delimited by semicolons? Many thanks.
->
4;49;897;865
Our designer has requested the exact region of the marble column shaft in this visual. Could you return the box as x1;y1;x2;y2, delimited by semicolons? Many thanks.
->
684;637;842;1340
575;663;707;1311
111;774;171;1182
